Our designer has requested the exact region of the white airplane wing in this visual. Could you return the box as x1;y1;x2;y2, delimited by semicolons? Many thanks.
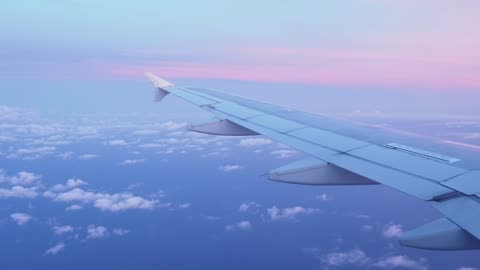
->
145;72;480;250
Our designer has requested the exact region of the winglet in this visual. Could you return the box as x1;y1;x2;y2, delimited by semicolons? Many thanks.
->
145;72;175;90
145;72;174;102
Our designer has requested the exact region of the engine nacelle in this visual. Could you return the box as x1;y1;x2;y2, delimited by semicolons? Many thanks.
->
268;157;377;185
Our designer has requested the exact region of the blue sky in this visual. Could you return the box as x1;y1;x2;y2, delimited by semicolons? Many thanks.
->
1;1;480;269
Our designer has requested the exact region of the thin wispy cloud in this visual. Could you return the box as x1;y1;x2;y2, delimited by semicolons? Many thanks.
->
44;243;65;256
10;213;33;226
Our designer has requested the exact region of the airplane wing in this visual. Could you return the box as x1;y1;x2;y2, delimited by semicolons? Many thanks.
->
145;72;480;251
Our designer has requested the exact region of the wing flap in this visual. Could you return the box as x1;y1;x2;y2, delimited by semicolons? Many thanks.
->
433;196;480;239
329;154;454;200
443;171;480;195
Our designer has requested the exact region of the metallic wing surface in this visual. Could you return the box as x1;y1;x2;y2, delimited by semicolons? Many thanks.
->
145;72;480;250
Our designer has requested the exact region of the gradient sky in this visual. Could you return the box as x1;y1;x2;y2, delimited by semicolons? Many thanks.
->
2;0;480;89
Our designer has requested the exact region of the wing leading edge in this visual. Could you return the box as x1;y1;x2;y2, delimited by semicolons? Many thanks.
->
145;73;480;250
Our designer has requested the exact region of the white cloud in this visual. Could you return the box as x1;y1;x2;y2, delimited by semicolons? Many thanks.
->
0;186;38;198
315;193;329;201
160;121;188;131
225;220;252;232
10;213;33;225
321;249;370;267
6;146;56;160
239;202;259;213
218;165;243;172
374;255;428;270
0;135;15;142
51;178;87;192
133;129;161;135
383;223;404;238
0;170;41;186
458;267;479;270
239;138;272;147
53;225;74;235
120;159;145;165
362;225;374;232
44;243;65;256
78;154;98;160
270;149;297;158
157;138;188;145
87;225;108;239
107;139;128;146
65;204;83;211
58;152;75;160
112;228;130;236
267;206;319;221
139;143;165;149
9;172;41;185
48;188;159;212
317;249;428;270
178;203;191;209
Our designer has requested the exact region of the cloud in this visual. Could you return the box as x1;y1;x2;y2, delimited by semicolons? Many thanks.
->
133;129;161;135
267;206;319;221
9;172;41;185
159;121;188;131
46;188;159;212
0;170;41;186
178;203;191;209
239;138;272;147
51;178;87;192
112;228;130;236
78;154;98;160
382;223;404;238
58;152;75;160
0;186;38;198
458;267;479;270
238;202;259;213
225;220;252;232
270;149;297;158
315;193;329;201
218;165;243;172
139;143;165;149
119;159;145;165
44;243;65;256
0;135;15;142
53;225;74;235
107;139;128;146
87;225;108;239
6;146;56;160
362;225;374;232
374;256;428;270
65;204;83;211
319;249;428;270
10;213;33;225
321;249;370;267
206;216;221;221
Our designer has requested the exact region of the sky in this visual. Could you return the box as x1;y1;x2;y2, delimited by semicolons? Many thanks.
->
1;0;480;89
1;1;480;270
